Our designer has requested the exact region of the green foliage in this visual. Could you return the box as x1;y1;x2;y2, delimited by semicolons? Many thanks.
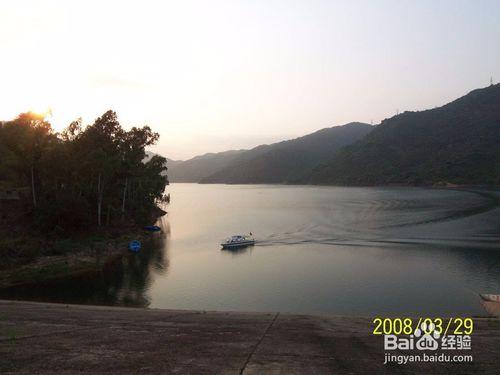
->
0;110;169;233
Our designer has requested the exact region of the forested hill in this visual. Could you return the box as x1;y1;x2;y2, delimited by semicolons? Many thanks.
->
308;84;500;186
199;122;372;184
167;150;247;182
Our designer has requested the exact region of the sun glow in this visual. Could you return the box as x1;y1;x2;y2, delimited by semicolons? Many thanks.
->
28;106;51;118
26;106;62;131
27;106;73;133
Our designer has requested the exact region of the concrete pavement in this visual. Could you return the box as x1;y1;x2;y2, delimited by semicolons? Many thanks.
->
0;300;499;374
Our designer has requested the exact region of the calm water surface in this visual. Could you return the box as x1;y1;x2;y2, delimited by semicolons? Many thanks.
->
6;184;500;315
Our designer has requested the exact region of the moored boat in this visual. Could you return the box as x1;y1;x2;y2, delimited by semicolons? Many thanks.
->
479;294;500;302
144;225;161;232
129;240;141;252
480;294;500;318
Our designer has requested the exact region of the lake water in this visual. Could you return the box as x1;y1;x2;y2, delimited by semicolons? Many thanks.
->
5;184;500;316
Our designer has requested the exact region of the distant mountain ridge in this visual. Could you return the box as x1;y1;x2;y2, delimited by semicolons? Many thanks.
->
163;84;499;186
308;84;500;185
167;150;247;182
200;122;373;184
166;122;373;183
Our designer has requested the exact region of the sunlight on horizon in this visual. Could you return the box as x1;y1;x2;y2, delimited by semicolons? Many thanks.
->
1;0;499;159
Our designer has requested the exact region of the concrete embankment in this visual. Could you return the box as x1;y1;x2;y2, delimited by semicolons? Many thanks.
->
0;300;498;374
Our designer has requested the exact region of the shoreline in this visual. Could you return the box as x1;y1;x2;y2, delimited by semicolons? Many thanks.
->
0;298;496;319
0;202;167;289
0;230;160;290
174;181;500;189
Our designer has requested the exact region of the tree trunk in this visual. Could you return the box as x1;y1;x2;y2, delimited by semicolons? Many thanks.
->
106;204;111;226
31;165;37;207
121;177;127;216
97;173;102;226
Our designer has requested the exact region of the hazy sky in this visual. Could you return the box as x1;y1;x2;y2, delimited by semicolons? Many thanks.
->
1;0;499;159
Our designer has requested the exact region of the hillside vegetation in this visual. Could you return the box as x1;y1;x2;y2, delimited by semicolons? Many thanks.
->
308;84;500;185
167;150;246;182
200;123;372;184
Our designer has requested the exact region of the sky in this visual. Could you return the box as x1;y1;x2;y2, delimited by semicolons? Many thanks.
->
1;0;499;160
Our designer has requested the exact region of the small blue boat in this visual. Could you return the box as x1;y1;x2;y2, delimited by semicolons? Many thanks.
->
143;225;161;232
129;240;141;252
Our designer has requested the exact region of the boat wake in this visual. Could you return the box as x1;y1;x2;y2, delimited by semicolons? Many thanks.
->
254;189;500;250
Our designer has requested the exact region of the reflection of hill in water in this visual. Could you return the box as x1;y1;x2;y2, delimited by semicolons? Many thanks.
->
0;235;169;307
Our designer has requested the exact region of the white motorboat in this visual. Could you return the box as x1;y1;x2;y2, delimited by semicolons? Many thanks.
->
480;294;500;318
221;234;255;249
479;294;500;302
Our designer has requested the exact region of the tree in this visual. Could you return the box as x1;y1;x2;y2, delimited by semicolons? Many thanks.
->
0;112;54;208
1;110;169;233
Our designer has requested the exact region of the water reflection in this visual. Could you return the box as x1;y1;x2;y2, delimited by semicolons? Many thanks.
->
2;184;499;315
144;184;500;316
220;246;254;256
